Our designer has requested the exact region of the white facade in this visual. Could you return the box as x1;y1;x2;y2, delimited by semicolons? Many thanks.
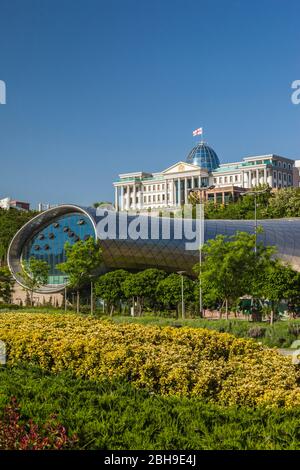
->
113;153;296;211
0;197;11;210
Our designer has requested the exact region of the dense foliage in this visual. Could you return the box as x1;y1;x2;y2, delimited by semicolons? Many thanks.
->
203;187;300;220
0;397;77;450
109;316;300;348
1;313;299;408
57;237;103;313
0;208;35;265
0;267;14;303
19;257;50;305
0;365;300;450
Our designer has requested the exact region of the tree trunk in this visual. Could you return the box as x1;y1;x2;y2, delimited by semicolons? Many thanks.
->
110;305;114;317
219;300;225;319
76;290;80;314
31;289;34;307
137;297;143;316
225;298;229;320
270;303;274;325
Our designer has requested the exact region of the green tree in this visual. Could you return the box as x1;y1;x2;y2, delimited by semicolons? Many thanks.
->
0;266;14;303
256;260;300;324
92;201;113;209
195;231;275;319
0;208;36;266
19;257;49;306
122;269;167;315
57;237;103;314
263;187;300;218
156;273;194;318
94;269;129;316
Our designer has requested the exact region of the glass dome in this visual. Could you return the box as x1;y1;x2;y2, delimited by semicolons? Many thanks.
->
186;141;220;171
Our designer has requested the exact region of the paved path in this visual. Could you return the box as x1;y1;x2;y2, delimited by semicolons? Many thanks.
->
278;348;300;365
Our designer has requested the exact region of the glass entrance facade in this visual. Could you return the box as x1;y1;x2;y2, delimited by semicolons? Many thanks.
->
22;213;95;285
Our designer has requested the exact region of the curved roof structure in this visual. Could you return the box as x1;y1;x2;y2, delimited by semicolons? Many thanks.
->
7;204;300;293
186;141;220;171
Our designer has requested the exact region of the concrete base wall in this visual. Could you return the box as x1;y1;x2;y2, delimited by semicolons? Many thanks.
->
11;282;64;307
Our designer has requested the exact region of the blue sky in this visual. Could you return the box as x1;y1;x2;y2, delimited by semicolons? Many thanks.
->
0;0;299;208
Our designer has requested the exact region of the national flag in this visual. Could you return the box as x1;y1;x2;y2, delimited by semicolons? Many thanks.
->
192;127;203;136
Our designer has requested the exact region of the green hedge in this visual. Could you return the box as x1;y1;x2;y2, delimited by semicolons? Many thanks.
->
0;365;299;450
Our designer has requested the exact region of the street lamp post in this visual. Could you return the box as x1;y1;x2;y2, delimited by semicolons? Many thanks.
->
242;187;269;253
199;202;204;317
177;270;186;319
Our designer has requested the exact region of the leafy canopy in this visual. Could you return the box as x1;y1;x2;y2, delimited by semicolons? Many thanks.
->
0;266;14;303
94;269;129;307
195;231;275;309
156;273;195;309
20;257;50;291
57;237;103;289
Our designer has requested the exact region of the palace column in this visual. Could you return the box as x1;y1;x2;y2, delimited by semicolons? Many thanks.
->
264;167;267;184
139;185;143;210
177;178;181;206
172;179;175;206
165;180;168;206
133;184;136;210
114;187;119;211
120;186;124;211
126;185;130;210
256;169;259;186
184;177;188;204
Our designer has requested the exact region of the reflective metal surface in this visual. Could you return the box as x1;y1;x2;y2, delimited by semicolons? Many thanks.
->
8;204;300;293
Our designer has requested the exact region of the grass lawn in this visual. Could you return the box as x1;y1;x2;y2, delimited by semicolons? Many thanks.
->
108;315;300;348
1;364;300;450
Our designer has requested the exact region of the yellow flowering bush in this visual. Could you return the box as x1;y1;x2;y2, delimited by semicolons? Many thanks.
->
0;313;299;408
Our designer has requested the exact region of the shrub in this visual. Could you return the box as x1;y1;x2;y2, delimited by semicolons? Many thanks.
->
0;397;77;450
1;365;300;450
248;326;266;339
0;313;299;408
288;324;300;337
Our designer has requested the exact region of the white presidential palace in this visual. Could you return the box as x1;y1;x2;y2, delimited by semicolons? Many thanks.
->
113;141;299;211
